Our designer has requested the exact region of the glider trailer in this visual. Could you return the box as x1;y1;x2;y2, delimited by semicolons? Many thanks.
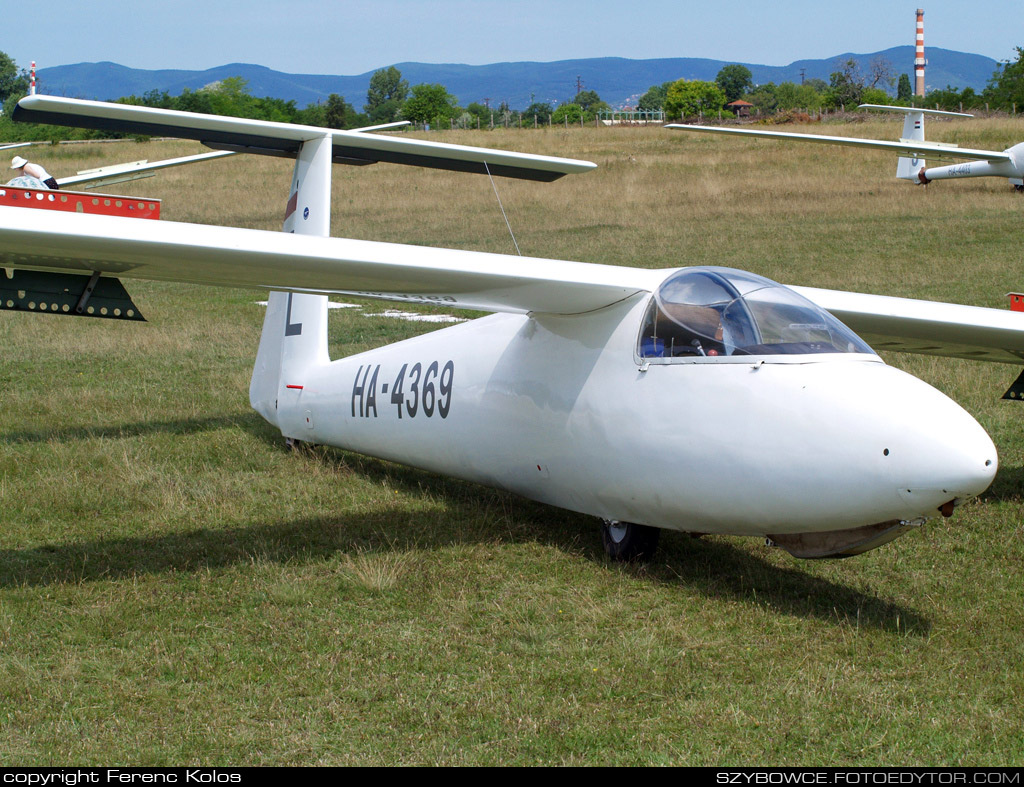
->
3;96;1023;561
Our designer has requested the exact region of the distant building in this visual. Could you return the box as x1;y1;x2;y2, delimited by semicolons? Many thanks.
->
726;100;753;118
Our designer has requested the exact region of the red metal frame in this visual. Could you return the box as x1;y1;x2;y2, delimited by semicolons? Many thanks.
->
0;186;160;219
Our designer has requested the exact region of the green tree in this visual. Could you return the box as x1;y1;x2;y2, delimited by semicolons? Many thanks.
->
253;96;299;123
637;82;671;111
365;66;409;123
775;81;824;112
573;89;609;114
983;47;1024;110
926;85;979;112
745;82;778;114
0;51;28;105
175;87;215;115
860;87;890;106
664;79;726;120
825;59;864;109
524;101;553;123
464;101;491;126
402;83;459;125
897;73;913;101
716;64;753;103
551;103;586;124
140;89;175;109
324;93;356;128
201;76;259;118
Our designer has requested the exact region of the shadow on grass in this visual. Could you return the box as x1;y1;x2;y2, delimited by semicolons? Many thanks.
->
1;414;252;444
0;434;930;635
983;463;1024;503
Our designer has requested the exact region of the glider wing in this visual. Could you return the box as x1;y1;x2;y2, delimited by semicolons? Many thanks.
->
666;124;1012;163
791;285;1024;364
0;206;653;315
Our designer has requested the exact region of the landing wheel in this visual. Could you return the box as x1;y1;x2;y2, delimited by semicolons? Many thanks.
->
1015;184;1024;193
601;520;661;562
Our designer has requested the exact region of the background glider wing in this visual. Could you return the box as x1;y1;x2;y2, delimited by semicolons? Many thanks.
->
791;285;1024;364
666;124;1012;163
0;206;652;315
14;96;596;182
57;151;237;190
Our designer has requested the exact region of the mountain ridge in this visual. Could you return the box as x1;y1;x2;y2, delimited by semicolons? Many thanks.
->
36;47;999;110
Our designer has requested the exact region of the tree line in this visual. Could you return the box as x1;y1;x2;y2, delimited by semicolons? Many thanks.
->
1;48;1022;142
644;50;1024;120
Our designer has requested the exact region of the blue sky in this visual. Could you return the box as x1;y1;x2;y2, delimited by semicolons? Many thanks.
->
8;1;1022;75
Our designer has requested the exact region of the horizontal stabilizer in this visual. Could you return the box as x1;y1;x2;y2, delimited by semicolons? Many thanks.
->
14;95;596;182
858;104;974;118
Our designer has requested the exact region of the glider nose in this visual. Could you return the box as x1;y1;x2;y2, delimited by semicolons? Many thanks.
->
884;373;998;515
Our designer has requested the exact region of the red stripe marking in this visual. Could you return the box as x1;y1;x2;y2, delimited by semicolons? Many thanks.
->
286;384;304;390
284;190;298;221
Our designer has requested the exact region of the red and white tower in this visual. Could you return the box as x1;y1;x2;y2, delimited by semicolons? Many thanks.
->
30;61;36;95
914;9;926;97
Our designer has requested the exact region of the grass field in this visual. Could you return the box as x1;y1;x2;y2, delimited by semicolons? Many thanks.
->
1;116;1023;765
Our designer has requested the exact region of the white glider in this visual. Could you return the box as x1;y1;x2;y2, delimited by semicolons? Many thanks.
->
668;104;1024;190
2;95;1020;561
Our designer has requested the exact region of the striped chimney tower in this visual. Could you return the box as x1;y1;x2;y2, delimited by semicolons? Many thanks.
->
29;61;35;95
914;9;926;97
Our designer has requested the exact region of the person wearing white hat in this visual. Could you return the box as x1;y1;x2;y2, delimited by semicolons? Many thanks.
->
11;155;58;189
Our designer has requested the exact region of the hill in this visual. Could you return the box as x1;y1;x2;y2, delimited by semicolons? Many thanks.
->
36;47;999;110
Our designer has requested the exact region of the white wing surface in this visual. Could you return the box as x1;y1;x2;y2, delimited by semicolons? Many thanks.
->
791;285;1024;364
0;206;653;315
57;151;237;190
666;124;1012;163
14;96;595;182
1;203;1022;361
857;104;973;118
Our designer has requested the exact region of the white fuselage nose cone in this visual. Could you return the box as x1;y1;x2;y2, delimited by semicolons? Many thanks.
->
609;357;998;536
749;359;998;529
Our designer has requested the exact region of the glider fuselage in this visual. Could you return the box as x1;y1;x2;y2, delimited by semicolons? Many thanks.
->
275;293;996;539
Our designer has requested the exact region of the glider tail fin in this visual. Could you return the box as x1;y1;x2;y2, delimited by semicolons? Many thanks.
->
896;110;927;182
250;133;333;431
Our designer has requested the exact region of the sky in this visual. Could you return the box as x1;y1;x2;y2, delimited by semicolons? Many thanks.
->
6;1;1022;76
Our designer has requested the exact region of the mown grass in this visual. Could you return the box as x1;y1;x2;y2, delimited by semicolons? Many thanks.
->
0;118;1023;765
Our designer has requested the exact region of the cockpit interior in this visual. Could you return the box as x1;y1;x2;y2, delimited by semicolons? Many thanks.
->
638;267;875;361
